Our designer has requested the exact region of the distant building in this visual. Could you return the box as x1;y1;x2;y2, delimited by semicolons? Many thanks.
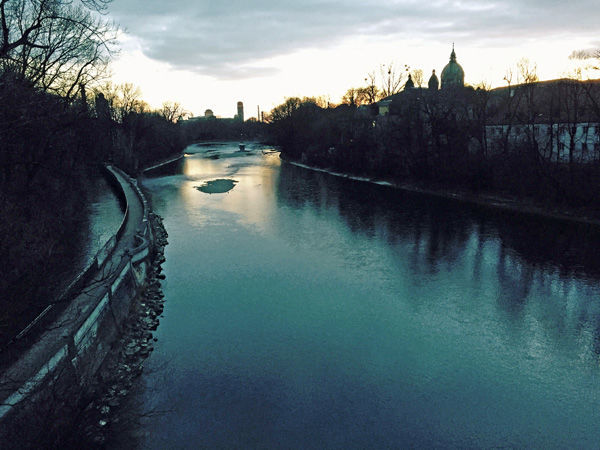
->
184;108;216;122
237;101;244;122
485;78;600;162
370;45;600;164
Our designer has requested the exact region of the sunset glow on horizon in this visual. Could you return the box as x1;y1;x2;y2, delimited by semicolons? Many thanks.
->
107;1;600;118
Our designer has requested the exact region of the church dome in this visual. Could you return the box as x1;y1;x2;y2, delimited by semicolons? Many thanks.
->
441;46;464;89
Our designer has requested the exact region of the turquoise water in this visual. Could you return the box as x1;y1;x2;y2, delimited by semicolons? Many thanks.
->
134;142;600;448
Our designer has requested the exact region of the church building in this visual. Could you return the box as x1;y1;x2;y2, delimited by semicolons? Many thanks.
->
377;45;466;115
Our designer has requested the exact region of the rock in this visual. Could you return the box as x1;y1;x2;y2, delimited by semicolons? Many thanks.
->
72;210;168;442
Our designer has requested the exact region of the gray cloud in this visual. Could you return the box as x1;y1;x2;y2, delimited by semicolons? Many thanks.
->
109;0;600;79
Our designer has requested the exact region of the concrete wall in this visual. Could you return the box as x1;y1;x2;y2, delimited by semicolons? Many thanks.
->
0;165;154;443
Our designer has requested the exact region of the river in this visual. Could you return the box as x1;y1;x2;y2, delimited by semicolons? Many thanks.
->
126;141;600;448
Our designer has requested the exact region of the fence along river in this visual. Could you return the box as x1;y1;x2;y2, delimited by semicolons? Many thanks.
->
119;141;600;448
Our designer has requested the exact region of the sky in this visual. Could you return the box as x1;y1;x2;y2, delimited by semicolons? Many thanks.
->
106;0;600;119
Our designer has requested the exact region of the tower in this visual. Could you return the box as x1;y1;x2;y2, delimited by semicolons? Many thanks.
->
428;70;439;90
237;101;244;122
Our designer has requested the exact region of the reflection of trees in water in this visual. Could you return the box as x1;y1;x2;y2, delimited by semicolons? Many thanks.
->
491;212;600;353
494;212;600;278
276;162;600;355
276;163;473;272
495;243;533;315
277;163;600;272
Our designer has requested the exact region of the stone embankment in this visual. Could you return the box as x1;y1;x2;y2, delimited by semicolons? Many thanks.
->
0;165;164;448
67;212;168;447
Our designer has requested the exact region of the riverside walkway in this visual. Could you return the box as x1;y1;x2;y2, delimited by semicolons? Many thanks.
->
108;166;146;253
0;165;149;425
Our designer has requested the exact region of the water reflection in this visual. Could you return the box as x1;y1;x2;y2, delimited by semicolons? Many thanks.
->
129;144;600;448
275;162;600;358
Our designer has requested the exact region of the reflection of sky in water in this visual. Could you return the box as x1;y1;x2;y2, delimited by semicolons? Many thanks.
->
176;145;281;233
133;142;600;449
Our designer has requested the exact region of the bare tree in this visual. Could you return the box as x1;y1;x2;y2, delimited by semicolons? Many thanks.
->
568;47;600;76
516;58;538;84
561;75;586;168
267;97;302;123
96;82;147;122
411;69;424;88
341;87;369;107
160;101;186;123
378;62;405;98
363;71;380;103
311;95;330;108
471;82;491;158
493;65;523;155
0;0;117;99
516;58;541;158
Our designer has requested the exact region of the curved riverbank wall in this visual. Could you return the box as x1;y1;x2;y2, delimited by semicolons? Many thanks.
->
0;165;154;444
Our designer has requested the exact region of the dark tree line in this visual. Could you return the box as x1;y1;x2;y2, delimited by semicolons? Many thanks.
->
269;78;600;212
92;82;186;172
0;1;185;346
0;71;98;345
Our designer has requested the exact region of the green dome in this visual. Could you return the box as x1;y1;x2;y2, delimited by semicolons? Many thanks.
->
441;47;464;89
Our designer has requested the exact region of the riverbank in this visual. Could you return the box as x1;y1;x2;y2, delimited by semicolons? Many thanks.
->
284;157;600;228
64;156;184;446
0;165;156;448
64;211;168;447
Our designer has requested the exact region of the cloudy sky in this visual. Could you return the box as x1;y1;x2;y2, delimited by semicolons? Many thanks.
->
107;0;600;118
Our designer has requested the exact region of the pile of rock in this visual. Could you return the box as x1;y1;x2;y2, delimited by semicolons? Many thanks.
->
72;211;169;446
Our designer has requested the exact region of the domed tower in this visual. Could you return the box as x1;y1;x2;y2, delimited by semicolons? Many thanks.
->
428;70;439;90
441;44;464;89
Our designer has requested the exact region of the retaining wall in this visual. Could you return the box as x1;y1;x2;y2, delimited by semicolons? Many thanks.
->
0;165;154;444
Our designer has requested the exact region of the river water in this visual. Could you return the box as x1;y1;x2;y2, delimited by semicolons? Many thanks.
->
132;142;600;448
